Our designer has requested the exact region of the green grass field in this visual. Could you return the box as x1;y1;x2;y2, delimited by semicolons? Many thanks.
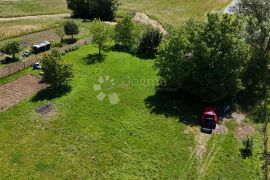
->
0;0;69;17
0;45;263;179
0;0;231;44
119;0;231;26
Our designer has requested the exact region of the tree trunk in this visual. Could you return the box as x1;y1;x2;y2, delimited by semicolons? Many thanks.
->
99;46;101;55
12;53;15;60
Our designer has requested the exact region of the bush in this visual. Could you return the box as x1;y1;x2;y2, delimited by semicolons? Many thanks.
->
67;0;118;20
41;50;73;88
137;27;162;56
242;137;253;158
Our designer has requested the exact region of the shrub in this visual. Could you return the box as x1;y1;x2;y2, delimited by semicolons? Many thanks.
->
242;137;253;158
137;27;162;56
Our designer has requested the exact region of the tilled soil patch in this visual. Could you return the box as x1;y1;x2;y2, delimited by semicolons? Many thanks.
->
0;74;48;111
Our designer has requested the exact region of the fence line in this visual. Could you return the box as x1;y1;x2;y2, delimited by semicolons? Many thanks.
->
0;38;91;78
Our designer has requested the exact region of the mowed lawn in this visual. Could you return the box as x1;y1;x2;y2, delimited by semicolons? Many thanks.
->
0;45;263;179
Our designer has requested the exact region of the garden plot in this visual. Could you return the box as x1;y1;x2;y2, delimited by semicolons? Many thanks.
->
0;74;47;111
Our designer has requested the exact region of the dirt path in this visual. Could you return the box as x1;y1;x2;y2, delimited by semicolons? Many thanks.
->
0;13;70;21
0;74;48;111
224;0;238;13
133;12;168;35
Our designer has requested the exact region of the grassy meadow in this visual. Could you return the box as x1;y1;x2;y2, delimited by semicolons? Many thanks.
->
0;0;231;45
119;0;231;26
0;45;263;179
0;0;69;17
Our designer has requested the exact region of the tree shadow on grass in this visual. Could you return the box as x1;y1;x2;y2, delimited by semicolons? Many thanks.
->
31;86;71;102
136;53;157;60
144;90;203;126
236;88;266;123
83;54;106;65
62;38;77;45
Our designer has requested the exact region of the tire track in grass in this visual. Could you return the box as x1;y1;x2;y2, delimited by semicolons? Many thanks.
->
197;136;223;180
181;148;197;178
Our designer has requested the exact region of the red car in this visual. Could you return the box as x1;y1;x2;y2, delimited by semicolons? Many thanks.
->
201;107;218;129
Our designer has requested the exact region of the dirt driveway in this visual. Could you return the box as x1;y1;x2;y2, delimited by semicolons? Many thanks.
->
0;75;48;111
0;13;70;21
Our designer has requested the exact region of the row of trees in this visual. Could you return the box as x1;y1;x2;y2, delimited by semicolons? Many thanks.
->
91;17;163;56
67;0;118;20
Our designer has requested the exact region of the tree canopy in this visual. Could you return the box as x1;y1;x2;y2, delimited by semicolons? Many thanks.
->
41;50;73;88
67;0;118;20
237;0;270;90
155;14;250;103
1;41;21;60
90;19;110;55
64;21;79;40
114;16;139;51
137;27;163;56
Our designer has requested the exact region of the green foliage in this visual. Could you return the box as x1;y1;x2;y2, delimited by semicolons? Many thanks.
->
137;27;163;56
114;16;139;51
41;50;73;88
90;19;110;55
155;14;250;103
64;21;79;40
237;0;270;91
1;41;21;60
66;0;118;20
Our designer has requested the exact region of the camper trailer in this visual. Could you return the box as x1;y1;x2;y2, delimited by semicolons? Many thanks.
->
32;41;51;54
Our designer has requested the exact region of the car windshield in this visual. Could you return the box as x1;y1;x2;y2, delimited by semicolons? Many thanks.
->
204;115;214;122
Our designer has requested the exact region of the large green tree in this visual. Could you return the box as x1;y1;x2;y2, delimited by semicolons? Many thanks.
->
114;16;139;51
155;14;250;103
67;0;118;20
41;50;73;88
237;0;270;90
